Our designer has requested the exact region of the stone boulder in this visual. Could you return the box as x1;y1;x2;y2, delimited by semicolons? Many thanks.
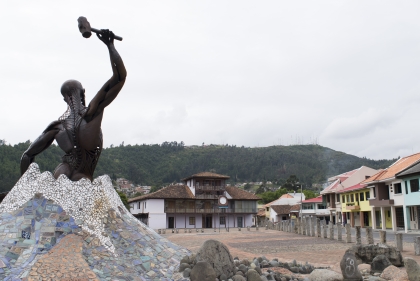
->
190;261;217;281
348;244;403;266
379;265;408;281
232;275;246;281
246;269;262;281
371;255;392;274
308;269;343;281
340;251;363;281
403;257;420;281
195;239;236;278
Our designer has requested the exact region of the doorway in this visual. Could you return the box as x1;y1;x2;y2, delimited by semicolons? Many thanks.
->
204;215;212;228
237;217;243;228
396;207;405;228
363;212;369;227
168;217;175;228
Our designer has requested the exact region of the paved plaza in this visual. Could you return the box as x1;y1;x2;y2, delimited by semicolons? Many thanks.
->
164;228;420;272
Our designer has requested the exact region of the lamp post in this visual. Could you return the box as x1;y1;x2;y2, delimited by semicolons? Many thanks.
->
298;182;303;218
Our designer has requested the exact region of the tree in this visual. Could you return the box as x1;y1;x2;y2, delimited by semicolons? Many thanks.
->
303;189;317;200
243;183;252;190
116;189;130;210
282;175;300;191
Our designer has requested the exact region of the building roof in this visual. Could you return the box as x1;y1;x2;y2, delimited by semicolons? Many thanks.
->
302;195;323;203
396;160;420;178
257;209;265;217
271;204;300;215
128;185;195;202
321;179;341;194
363;153;420;184
225;186;260;200
337;183;367;193
128;185;259;202
182;172;230;181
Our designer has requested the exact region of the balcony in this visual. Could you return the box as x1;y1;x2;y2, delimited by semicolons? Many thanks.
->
196;185;226;192
345;202;360;210
195;194;219;199
165;208;257;214
369;198;394;207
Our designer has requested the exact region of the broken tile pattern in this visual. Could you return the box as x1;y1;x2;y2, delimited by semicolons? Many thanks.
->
27;234;99;281
0;163;191;280
0;163;125;253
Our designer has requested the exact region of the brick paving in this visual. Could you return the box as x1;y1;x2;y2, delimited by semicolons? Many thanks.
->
164;229;420;272
27;234;98;281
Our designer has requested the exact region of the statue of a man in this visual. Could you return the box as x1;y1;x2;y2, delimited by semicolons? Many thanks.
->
20;30;127;181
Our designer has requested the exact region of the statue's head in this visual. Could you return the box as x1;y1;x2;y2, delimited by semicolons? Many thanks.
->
61;80;86;106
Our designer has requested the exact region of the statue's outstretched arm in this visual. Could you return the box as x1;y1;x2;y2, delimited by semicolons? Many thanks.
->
20;122;60;175
86;30;127;120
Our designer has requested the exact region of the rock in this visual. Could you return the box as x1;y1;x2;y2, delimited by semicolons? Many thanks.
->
290;267;299;273
220;273;228;281
254;259;260;267
308;269;343;281
379;265;409;281
358;263;371;274
179;262;191;272
236;271;244;276
183;268;191;278
261;276;269;281
190;261;217;281
231;275;246;281
371;255;392;274
261;260;269;268
258;257;264;263
238;264;248;274
241;259;251;266
254;266;262;275
404;257;420;281
349;244;403;267
180;255;190;265
367;277;386;281
195;239;236;278
246;269;262;281
269;261;279;267
340;251;363;280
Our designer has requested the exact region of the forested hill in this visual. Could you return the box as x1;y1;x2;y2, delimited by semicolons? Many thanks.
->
0;141;396;192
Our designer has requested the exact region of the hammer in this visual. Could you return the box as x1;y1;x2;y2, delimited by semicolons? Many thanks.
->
77;16;123;41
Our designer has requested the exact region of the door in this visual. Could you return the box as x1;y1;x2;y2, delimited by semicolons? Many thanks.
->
237;217;243;228
205;215;212;228
376;211;381;228
395;207;405;228
168;217;175;229
417;207;420;230
363;212;369;227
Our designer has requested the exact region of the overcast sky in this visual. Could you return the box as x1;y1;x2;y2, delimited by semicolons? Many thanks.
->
1;1;420;160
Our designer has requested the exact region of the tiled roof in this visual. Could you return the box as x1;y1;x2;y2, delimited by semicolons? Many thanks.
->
225;186;260;200
280;194;293;198
290;204;301;212
270;205;293;215
363;153;420;184
182;172;230;181
128;185;195;202
321;179;341;194
302;195;323;203
337;183;367;193
396;161;420;177
257;209;265;217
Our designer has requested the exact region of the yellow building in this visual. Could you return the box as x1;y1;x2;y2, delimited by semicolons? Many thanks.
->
339;183;375;228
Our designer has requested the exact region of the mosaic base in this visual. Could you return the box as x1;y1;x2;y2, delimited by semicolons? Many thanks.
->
0;163;190;280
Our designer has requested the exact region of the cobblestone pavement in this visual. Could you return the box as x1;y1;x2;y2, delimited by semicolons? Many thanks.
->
28;234;98;281
163;229;420;272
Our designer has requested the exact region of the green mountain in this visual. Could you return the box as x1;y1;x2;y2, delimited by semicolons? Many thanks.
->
0;141;396;192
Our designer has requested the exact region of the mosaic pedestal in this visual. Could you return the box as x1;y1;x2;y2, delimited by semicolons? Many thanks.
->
0;163;189;281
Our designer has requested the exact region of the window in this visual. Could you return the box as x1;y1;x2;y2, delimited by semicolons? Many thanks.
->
341;195;345;203
355;193;359;202
189;217;195;225
394;183;402;194
405;181;408;194
220;216;226;225
373;187;376;198
360;192;364;201
336;194;340;202
411;179;419;193
138;202;141;209
350;194;354;202
266;207;269;212
302;204;314;210
366;191;370;199
346;195;350;202
317;204;326;209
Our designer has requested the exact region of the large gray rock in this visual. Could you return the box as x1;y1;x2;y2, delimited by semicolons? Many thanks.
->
348;244;403;266
340;251;363;281
308;269;343;281
371;255;391;274
246;269;262;281
404;257;420;281
195;239;236;278
231;275;246;281
190;261;217;281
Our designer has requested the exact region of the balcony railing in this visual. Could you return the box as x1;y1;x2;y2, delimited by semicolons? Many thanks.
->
165;208;257;214
345;202;360;210
195;194;219;199
196;185;226;191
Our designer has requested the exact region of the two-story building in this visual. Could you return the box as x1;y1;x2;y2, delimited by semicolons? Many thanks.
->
338;183;371;227
365;152;420;231
128;172;260;229
301;196;329;221
265;193;305;222
321;166;379;224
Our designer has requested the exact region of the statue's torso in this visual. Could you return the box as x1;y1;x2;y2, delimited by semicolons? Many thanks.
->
54;110;103;181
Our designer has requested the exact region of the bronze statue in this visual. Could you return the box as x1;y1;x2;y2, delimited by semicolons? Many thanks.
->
20;18;127;182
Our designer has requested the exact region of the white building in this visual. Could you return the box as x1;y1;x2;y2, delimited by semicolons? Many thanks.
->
129;172;260;229
301;195;329;220
265;193;305;222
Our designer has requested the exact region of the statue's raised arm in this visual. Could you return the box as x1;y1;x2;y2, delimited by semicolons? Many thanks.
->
85;29;127;122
